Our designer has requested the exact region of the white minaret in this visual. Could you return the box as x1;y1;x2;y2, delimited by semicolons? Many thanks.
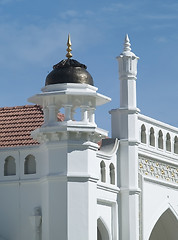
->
118;34;138;110
110;35;140;240
28;35;111;240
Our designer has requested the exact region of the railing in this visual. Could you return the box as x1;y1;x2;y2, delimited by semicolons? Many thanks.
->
138;114;178;157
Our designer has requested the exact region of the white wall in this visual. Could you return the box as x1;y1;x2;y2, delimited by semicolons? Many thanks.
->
141;177;178;240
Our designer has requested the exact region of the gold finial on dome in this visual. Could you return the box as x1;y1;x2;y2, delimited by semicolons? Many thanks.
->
66;33;72;59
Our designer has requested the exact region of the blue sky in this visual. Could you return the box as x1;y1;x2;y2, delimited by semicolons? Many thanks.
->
0;0;178;135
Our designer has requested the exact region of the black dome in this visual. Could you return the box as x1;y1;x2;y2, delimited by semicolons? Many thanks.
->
45;59;94;86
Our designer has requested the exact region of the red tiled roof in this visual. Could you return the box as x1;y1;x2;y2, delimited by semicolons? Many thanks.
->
0;105;64;148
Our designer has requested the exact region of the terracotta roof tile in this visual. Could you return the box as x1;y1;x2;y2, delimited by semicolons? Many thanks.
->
0;105;64;148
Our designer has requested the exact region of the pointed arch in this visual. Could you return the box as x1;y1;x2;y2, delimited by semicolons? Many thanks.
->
150;127;155;147
109;163;115;185
141;124;146;144
100;161;106;183
4;156;16;176
97;218;110;240
24;154;36;174
174;136;178;154
147;205;178;240
158;130;163;149
166;133;171;152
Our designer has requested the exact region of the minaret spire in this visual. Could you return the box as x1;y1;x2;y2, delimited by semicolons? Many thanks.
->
66;33;72;59
123;34;131;52
110;34;140;240
117;35;139;108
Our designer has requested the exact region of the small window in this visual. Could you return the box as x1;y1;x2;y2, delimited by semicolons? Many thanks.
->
4;156;16;176
109;163;115;185
166;133;171;152
174;136;178;154
158;130;163;149
24;155;36;174
150;127;155;147
141;124;146;144
100;161;106;183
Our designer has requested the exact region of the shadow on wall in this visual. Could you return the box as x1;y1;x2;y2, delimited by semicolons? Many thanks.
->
149;208;178;240
0;236;7;240
97;218;110;240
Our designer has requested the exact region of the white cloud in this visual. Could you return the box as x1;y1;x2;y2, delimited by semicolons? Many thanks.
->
0;0;11;4
0;19;101;70
144;14;178;20
84;10;94;16
162;3;178;11
60;10;79;20
154;36;167;43
151;23;174;30
0;0;22;4
102;3;134;12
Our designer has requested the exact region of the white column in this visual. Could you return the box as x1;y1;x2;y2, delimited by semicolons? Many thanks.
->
81;106;88;122
88;108;95;124
43;106;49;125
48;105;57;125
71;108;75;121
64;105;72;121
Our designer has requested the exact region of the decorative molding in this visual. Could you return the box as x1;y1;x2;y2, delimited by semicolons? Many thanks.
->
97;183;120;194
120;187;141;195
139;155;178;184
119;138;140;146
32;125;106;144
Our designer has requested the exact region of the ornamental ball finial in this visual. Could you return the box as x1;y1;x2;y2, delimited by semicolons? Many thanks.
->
66;33;72;59
124;34;131;52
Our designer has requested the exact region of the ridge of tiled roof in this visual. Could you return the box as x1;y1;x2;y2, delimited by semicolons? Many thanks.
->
0;105;64;148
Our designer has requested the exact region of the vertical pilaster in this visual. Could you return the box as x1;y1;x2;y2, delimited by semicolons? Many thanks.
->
110;35;140;240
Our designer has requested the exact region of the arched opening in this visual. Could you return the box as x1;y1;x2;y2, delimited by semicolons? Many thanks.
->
24;155;36;174
141;124;146;144
59;107;65;118
150;127;155;147
158;130;163;149
100;161;106;183
97;228;102;240
70;107;81;121
97;218;110;240
166;133;171;152
174;136;178;154
109;163;115;185
149;208;178;240
4;156;16;176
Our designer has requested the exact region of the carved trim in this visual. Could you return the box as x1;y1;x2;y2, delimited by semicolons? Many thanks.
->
139;155;178;184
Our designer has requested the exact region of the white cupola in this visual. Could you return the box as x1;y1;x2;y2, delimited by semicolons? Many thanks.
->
28;34;111;144
27;35;111;240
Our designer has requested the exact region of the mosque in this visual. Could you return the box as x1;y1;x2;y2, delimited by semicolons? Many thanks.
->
0;34;178;240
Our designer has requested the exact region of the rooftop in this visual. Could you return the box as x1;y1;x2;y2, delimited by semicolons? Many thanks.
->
0;105;64;148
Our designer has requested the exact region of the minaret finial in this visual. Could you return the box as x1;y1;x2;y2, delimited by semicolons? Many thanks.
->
124;34;131;52
66;34;72;59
